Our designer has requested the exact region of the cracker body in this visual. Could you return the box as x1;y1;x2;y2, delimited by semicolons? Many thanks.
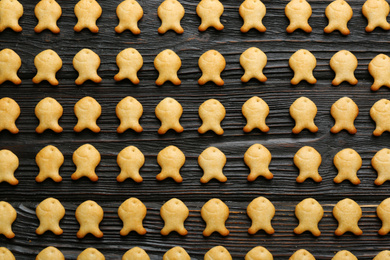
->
35;97;63;133
163;247;190;260
158;0;185;34
294;146;322;183
369;54;390;91
330;50;358;86
204;246;232;260
289;49;316;85
114;48;143;84
363;0;390;32
0;0;23;32
330;97;358;134
73;49;102;85
289;97;318;134
76;200;103;238
77;248;105;260
0;201;16;238
157;145;185;183
294;198;323;236
123;247;150;260
36;198;65;235
244;144;272;181
198;50;225;86
36;246;64;260
154;50;181;85
242;96;269;132
239;0;266;33
0;149;18;185
74;96;101;133
160;198;188;235
333;198;362;236
240;48;267;83
33;50;62;85
333;148;361;184
0;97;20;134
117;146;145;183
0;49;21;85
245;246;273;260
285;0;312;33
35;145;64;182
374;250;390;260
116;96;143;133
74;0;102;33
372;148;390;185
290;249;315;260
155;97;183;134
324;0;353;35
0;247;15;260
198;147;226;183
201;198;229;236
377;198;390;235
115;0;143;34
196;0;224;31
72;144;101;181
332;250;358;260
198;99;225;135
34;0;62;33
118;197;146;235
247;196;275;234
371;99;390;136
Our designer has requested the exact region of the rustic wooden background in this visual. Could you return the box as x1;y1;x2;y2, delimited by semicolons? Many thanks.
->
1;0;390;259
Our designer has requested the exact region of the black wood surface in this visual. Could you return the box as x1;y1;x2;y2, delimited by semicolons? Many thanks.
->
1;0;390;259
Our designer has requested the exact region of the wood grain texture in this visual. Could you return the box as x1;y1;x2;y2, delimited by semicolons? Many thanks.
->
0;0;390;259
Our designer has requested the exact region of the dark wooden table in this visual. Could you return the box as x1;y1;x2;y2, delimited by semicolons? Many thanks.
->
1;0;390;259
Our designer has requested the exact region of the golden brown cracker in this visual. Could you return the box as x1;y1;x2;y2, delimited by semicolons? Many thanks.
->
289;49;316;85
115;0;143;34
333;148;361;185
35;97;63;133
324;0;353;35
372;148;390;185
294;198;323;236
0;49;21;85
36;198;65;235
198;147;227;183
123;247;150;260
247;196;275;234
377;198;390;235
240;48;267;83
0;97;20;134
155;97;183;134
157;145;185;183
289;97;318;134
245;246;273;260
205;246;232;260
196;0;224;31
33;49;62;85
0;149;18;185
158;0;185;34
198;99;225;135
330;97;358;134
74;96;101;133
330;50;358;86
369;54;390;91
294;146;322;183
154;49;181;85
36;247;64;260
71;144;101;181
0;247;15;260
160;198;188;235
244;144;273;181
76;200;104;238
117;146;145;183
73;49;101;85
0;201;16;238
290;249;315;260
239;0;266;33
201;198;229;236
285;0;312;33
332;250;358;260
116;96;143;133
374;251;390;260
77;248;105;260
34;0;62;33
198;50;225;86
333;198;362;236
114;48;143;84
0;0;23;32
118;197;147;235
35;145;64;182
74;0;102;33
363;0;390;32
371;99;390;136
163;247;190;260
242;96;269;133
